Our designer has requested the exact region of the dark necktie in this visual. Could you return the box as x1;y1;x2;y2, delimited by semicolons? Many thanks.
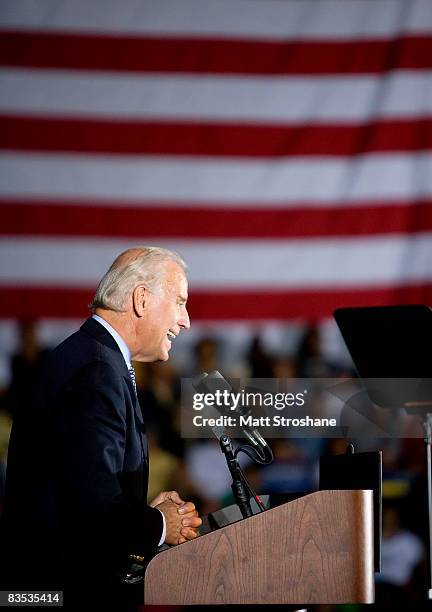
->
128;365;137;395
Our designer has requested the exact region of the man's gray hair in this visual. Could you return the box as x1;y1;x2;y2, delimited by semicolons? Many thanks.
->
89;246;186;313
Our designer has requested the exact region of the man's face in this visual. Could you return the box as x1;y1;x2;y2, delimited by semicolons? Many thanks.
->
135;261;190;362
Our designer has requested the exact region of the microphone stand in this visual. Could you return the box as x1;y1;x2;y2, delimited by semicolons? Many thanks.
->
219;435;253;518
192;370;272;518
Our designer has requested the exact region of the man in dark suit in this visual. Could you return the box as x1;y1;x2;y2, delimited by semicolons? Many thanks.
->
0;246;201;608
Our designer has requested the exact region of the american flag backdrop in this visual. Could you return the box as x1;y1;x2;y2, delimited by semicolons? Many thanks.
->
0;0;432;329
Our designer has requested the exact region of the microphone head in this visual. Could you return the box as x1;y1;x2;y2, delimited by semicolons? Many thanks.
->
191;371;209;392
191;370;272;458
192;370;232;395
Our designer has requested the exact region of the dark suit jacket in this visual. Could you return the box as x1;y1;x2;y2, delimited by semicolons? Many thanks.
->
0;318;163;604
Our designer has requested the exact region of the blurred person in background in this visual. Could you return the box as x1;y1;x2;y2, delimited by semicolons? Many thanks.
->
0;246;201;609
193;336;220;375
296;324;336;378
136;361;185;458
136;361;179;428
184;439;238;515
246;335;273;378
271;355;298;380
6;319;50;420
376;504;424;608
255;439;318;495
146;427;180;503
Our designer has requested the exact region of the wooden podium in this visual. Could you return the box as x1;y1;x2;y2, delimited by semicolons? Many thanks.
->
145;489;374;605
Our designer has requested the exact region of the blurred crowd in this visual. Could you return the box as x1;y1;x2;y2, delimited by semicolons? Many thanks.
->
0;320;429;610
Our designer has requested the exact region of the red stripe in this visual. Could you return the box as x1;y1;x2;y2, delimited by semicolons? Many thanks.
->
0;31;431;75
1;284;431;319
1;200;432;239
1;116;432;157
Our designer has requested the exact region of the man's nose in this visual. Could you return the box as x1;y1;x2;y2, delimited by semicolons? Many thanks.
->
179;307;190;330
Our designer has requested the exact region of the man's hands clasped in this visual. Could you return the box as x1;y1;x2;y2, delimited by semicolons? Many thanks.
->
150;491;202;546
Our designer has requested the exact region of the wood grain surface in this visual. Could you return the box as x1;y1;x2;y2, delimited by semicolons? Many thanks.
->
144;489;374;605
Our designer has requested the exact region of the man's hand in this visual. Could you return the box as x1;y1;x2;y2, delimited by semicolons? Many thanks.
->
176;500;201;544
149;490;185;508
150;490;202;545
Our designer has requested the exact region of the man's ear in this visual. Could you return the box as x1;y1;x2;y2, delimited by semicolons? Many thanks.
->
132;285;147;317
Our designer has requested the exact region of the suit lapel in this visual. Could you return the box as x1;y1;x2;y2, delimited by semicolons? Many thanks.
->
81;318;148;452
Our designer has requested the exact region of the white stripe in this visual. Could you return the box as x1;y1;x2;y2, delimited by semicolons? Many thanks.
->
0;0;430;40
1;235;432;288
0;152;431;205
1;70;431;124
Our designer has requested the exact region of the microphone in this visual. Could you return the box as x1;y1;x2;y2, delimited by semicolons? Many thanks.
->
192;370;270;452
192;370;271;515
